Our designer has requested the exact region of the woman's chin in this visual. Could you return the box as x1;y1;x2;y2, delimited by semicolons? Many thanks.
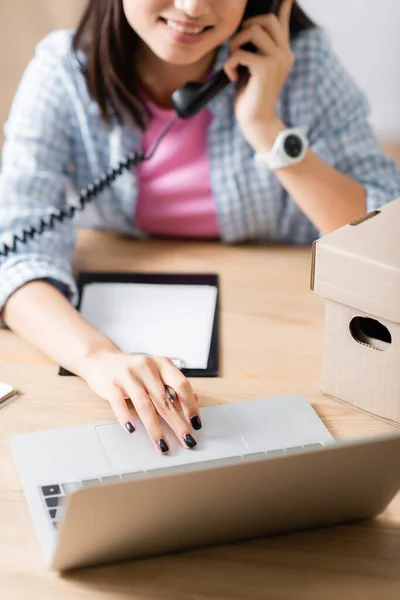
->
150;48;208;67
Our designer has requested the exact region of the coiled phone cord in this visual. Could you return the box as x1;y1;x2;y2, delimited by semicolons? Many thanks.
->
0;2;277;261
0;115;179;260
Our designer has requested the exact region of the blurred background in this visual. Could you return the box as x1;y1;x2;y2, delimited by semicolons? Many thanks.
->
0;0;399;163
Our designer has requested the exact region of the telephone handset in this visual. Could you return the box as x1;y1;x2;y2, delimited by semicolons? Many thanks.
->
172;0;282;119
0;0;282;260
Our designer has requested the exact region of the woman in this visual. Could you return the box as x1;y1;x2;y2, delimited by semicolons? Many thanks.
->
0;0;399;453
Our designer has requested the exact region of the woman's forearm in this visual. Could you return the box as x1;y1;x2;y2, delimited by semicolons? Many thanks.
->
1;279;201;448
275;148;366;234
254;119;367;234
1;280;120;375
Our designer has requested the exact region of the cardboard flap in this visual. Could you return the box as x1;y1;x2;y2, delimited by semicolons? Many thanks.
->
311;197;400;323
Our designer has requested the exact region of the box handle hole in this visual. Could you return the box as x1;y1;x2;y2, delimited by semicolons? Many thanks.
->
349;317;391;351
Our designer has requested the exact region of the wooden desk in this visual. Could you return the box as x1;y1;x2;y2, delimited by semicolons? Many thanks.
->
1;232;400;600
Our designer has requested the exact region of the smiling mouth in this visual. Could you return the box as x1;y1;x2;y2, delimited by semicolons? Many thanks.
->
160;18;213;36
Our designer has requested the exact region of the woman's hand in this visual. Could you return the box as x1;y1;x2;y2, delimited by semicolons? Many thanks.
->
224;0;294;152
78;350;201;454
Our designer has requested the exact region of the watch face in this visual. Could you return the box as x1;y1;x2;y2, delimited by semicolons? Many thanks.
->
284;134;303;158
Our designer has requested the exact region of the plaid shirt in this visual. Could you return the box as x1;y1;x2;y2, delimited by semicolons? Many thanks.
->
1;27;399;312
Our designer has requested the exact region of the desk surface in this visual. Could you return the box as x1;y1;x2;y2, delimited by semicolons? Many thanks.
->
1;232;400;600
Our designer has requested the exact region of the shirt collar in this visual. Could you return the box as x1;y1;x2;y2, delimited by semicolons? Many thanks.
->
205;41;236;118
211;41;231;74
72;38;234;127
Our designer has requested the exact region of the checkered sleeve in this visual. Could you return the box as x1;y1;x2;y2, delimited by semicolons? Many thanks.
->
288;28;400;214
0;34;79;326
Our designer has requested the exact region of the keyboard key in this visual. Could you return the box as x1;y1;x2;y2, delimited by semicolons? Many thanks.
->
144;465;185;477
242;452;267;462
81;479;101;487
146;457;242;478
49;509;57;519
101;476;121;484
62;482;81;494
41;485;62;497
121;472;146;480
304;443;325;450
186;456;242;471
45;497;60;508
284;446;304;453
266;449;285;456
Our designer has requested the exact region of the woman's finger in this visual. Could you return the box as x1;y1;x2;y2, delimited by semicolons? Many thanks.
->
242;12;286;45
230;24;279;58
278;0;295;37
122;376;170;454
107;385;137;434
224;49;265;81
143;368;198;449
156;357;202;432
263;14;288;48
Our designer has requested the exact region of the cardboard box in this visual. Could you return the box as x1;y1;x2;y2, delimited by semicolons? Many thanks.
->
310;197;400;425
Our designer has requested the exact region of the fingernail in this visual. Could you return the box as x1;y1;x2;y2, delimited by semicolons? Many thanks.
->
190;416;202;431
157;438;169;454
183;433;197;448
125;422;135;433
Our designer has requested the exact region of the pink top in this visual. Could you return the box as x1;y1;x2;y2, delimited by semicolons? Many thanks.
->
135;98;220;238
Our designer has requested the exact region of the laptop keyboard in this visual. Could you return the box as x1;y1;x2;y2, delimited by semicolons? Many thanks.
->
39;442;325;529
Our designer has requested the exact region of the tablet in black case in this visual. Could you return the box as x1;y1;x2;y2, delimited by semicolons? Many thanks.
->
59;272;219;378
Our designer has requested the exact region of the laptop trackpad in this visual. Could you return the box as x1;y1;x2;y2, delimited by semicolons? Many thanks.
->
95;405;248;474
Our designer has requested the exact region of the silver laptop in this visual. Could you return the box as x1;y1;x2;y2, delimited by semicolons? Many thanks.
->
10;395;400;571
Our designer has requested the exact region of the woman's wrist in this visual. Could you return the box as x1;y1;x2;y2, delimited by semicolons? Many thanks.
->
70;341;122;378
247;117;288;153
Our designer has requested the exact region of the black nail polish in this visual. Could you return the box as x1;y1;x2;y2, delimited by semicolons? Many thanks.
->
125;422;135;433
190;416;202;431
157;438;169;454
184;433;197;448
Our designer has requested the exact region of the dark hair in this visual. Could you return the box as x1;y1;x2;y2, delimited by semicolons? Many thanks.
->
72;0;315;131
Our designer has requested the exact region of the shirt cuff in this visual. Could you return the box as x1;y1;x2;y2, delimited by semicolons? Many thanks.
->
0;258;78;328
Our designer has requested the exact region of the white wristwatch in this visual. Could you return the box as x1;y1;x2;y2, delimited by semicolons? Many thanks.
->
254;128;309;172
